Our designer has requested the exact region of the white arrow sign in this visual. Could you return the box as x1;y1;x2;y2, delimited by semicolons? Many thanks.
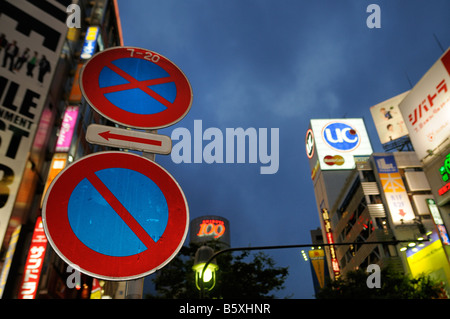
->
86;124;172;154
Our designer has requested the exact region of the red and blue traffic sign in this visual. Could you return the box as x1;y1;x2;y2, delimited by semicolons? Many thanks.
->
80;46;193;129
42;151;189;280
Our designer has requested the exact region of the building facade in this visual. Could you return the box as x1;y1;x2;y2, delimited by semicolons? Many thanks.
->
306;116;450;296
0;0;123;299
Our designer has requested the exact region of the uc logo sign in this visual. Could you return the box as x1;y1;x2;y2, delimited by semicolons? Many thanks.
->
322;122;360;151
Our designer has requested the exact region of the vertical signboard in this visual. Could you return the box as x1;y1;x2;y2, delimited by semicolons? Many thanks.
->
55;106;79;152
0;1;68;245
321;209;340;278
426;199;450;245
309;249;326;289
374;155;416;224
18;217;48;299
68;64;83;103
370;91;409;144
41;153;68;207
80;26;99;60
399;48;450;161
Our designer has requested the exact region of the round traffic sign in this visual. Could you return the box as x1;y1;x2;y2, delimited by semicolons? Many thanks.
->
42;151;189;281
80;46;193;129
305;129;314;159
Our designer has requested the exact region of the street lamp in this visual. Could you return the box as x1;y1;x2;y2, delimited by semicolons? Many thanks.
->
192;245;219;292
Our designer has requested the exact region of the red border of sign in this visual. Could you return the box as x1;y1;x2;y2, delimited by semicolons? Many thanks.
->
42;152;189;281
80;46;193;129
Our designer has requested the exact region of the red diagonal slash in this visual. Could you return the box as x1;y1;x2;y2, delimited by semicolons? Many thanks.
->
100;62;175;109
99;130;162;147
87;172;155;248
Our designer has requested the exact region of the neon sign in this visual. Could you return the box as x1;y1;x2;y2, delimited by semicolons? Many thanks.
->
18;217;48;299
439;153;450;182
80;26;99;60
322;209;340;277
55;106;79;152
197;219;226;239
438;153;450;196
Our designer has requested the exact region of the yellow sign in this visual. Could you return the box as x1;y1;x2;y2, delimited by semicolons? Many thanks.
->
309;249;325;288
407;236;450;296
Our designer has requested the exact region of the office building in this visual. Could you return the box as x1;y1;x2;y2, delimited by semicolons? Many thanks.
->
306;116;450;295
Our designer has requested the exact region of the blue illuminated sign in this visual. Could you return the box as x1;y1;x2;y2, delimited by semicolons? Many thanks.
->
322;122;360;151
80;26;99;60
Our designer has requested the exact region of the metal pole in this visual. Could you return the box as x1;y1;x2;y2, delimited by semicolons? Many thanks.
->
124;130;156;299
199;238;430;298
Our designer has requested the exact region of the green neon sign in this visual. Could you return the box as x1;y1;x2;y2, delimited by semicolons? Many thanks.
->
440;153;450;182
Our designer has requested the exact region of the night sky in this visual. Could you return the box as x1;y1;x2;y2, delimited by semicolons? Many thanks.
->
116;0;450;298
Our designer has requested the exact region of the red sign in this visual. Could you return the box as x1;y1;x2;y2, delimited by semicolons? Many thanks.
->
439;181;450;196
42;151;189;280
18;217;47;299
80;46;193;129
321;209;340;277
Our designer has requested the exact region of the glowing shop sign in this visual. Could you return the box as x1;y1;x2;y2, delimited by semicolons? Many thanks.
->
197;219;226;239
426;199;450;245
322;209;340;277
438;153;450;196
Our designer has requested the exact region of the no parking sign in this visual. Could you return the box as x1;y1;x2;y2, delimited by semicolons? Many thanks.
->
80;46;193;129
42;152;189;280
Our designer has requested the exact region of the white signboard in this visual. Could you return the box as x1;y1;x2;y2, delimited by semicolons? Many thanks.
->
0;1;68;245
370;91;409;145
309;119;373;170
374;155;416;225
399;48;450;160
86;124;172;154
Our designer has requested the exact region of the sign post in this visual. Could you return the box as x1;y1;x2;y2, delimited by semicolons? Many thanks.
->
43;46;193;298
126;144;155;299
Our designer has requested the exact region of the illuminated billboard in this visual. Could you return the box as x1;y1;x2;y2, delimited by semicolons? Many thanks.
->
190;216;230;247
309;249;326;289
322;209;340;278
309;119;373;170
18;217;48;299
374;155;416;225
0;1;68;246
370;91;409;144
55;106;79;152
399;48;450;161
41;153;68;207
80;26;99;60
426;199;450;245
406;232;450;296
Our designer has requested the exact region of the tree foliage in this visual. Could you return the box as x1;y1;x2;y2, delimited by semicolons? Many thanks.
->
146;242;289;299
316;265;447;299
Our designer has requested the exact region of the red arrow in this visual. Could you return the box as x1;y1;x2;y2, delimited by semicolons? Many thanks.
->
99;130;162;146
